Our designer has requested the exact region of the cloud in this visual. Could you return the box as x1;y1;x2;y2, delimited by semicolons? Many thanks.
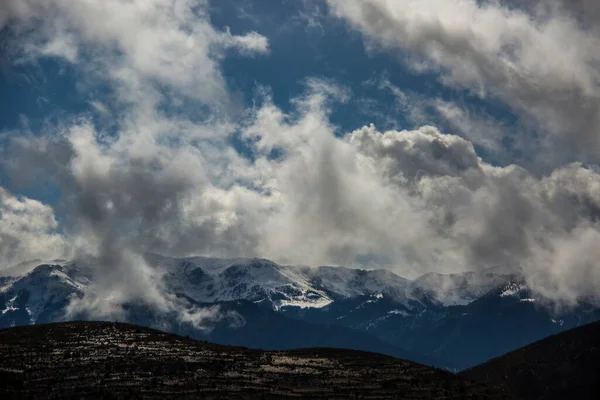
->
236;95;600;306
0;187;68;268
8;74;600;307
3;0;600;312
2;0;269;107
241;87;442;270
349;124;483;183
326;0;600;168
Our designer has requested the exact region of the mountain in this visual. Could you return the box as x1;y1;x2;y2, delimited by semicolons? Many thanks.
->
392;281;600;370
115;297;443;367
0;321;509;399
1;255;599;371
462;320;600;399
414;265;519;306
0;263;89;327
0;261;442;366
148;253;420;309
283;278;600;370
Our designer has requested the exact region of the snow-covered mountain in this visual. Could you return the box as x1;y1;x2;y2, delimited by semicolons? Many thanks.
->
0;263;89;326
0;254;519;321
147;254;504;310
149;254;334;309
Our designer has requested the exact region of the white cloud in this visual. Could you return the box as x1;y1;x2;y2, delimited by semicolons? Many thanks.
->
8;72;600;305
1;0;271;320
3;0;269;108
348;125;600;304
0;187;68;268
326;0;600;167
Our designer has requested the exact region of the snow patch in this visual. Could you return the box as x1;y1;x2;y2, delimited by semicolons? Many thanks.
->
500;283;527;297
387;309;409;317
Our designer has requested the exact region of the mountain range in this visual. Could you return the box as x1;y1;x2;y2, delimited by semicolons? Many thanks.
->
1;255;599;370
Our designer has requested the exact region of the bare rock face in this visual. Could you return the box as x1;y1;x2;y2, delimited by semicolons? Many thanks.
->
0;321;508;399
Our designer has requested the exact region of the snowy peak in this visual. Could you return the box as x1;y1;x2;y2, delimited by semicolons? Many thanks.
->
0;259;69;278
150;256;420;310
153;256;334;309
0;263;88;326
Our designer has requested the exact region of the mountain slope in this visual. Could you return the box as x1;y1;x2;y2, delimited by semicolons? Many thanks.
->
0;255;516;318
199;300;446;366
0;263;89;327
461;320;600;400
282;280;600;370
0;321;509;399
414;266;518;306
116;298;443;367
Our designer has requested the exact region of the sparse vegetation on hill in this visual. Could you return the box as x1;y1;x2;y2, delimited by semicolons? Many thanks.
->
0;321;508;399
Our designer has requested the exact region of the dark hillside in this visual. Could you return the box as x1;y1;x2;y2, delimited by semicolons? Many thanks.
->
0;321;508;399
462;320;600;400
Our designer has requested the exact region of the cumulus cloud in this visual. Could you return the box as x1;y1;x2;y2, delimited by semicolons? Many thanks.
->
0;187;68;267
241;87;444;270
326;0;600;168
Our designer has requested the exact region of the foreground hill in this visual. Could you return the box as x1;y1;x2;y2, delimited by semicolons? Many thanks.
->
0;322;507;399
462;321;600;399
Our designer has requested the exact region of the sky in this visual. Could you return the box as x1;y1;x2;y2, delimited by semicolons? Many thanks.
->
1;0;600;309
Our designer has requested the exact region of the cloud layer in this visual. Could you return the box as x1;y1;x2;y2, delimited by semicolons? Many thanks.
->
1;0;600;311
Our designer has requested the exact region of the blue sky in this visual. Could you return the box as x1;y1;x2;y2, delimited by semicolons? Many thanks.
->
1;0;600;304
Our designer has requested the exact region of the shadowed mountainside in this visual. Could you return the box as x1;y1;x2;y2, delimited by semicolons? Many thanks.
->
462;320;600;400
0;321;508;399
